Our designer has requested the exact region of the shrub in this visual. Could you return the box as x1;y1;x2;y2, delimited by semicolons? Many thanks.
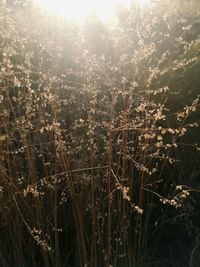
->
0;1;199;266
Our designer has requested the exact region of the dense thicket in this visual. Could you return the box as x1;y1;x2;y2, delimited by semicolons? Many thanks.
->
0;1;200;266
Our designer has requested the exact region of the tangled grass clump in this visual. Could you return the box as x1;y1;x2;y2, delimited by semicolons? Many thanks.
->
0;1;200;266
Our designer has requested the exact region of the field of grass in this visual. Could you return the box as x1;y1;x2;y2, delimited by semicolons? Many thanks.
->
0;1;200;266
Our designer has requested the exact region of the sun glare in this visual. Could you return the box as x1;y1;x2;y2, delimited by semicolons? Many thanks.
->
34;0;152;23
34;0;151;23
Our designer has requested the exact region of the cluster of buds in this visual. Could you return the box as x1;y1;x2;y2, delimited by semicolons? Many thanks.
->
160;185;190;208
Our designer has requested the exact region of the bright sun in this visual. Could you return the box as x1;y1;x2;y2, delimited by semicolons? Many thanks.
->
34;0;150;23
